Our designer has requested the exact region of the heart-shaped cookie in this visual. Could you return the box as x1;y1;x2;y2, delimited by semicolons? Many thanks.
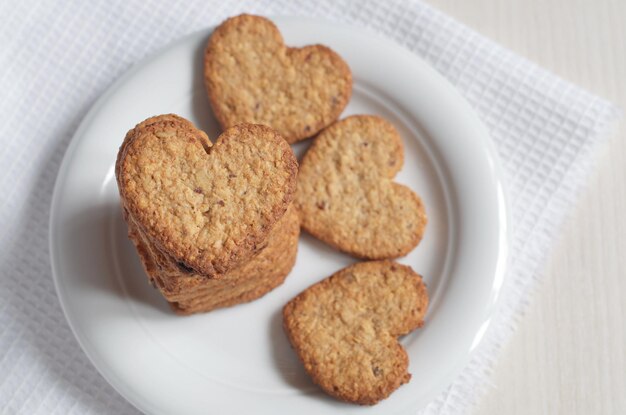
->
204;14;352;144
116;114;298;277
296;115;427;259
283;260;429;405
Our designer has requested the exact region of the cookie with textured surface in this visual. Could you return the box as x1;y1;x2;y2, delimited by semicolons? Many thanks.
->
128;205;300;314
283;260;429;405
116;114;298;277
296;115;427;259
204;14;352;144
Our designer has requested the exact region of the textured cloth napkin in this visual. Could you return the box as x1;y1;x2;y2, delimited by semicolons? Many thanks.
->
0;0;619;413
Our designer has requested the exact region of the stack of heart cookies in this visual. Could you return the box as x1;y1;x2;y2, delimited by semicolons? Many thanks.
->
115;114;299;314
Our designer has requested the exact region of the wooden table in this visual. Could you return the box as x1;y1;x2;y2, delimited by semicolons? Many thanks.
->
426;1;626;413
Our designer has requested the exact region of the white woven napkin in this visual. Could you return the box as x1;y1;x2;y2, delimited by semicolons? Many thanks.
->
0;0;619;413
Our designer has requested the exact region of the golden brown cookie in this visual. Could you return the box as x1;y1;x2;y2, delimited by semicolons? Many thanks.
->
128;205;300;314
116;115;298;277
283;261;428;405
204;14;352;144
296;115;427;259
170;271;286;315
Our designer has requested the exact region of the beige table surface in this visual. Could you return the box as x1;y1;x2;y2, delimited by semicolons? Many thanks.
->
426;0;626;413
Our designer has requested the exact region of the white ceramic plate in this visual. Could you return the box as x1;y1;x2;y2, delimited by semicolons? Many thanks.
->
50;17;508;415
